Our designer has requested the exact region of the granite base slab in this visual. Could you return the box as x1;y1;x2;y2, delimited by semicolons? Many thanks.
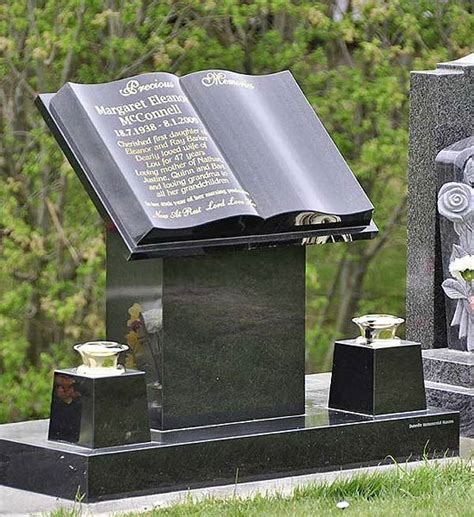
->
0;376;459;503
423;349;473;437
425;381;472;438
1;457;466;516
423;349;472;387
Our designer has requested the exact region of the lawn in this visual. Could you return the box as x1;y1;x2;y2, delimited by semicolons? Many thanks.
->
54;459;473;517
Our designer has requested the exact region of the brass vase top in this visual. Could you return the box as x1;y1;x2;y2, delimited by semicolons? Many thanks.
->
74;341;129;377
352;314;404;346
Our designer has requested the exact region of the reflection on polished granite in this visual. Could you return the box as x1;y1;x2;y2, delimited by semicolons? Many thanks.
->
0;374;459;502
106;231;306;430
48;369;151;449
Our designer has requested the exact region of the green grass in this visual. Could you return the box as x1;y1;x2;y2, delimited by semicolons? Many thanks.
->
51;460;473;517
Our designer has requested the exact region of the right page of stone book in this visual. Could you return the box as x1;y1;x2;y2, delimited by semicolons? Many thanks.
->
180;70;373;222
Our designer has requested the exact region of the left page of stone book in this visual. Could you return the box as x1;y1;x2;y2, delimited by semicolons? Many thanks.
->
46;73;259;246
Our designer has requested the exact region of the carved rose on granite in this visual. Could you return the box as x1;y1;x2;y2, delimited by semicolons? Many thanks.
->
438;176;474;351
437;182;472;222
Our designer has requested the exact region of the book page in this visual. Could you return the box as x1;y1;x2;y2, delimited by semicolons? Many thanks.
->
180;71;373;221
50;73;258;232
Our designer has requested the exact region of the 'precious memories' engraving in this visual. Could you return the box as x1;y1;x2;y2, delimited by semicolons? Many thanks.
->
119;77;176;97
201;71;255;89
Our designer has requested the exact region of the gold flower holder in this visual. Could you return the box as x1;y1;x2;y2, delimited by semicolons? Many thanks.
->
74;341;129;377
352;314;404;345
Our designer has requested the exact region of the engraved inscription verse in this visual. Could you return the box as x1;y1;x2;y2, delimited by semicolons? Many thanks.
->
84;76;256;225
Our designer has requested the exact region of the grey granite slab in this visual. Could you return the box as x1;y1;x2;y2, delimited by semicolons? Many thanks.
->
423;349;473;388
425;380;473;438
406;54;473;349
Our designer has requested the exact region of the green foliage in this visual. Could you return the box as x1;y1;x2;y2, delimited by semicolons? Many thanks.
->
0;0;472;422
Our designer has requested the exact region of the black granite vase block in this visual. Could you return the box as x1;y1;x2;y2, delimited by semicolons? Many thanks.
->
328;340;427;415
48;369;151;449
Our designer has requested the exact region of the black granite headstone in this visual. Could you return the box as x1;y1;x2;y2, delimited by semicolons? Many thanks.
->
35;69;379;432
8;67;461;505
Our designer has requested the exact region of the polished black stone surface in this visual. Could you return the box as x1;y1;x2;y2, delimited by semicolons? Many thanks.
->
107;232;306;430
48;369;151;448
329;340;427;415
0;376;459;502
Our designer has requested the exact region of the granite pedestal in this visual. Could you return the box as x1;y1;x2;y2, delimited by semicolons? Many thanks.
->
106;232;306;430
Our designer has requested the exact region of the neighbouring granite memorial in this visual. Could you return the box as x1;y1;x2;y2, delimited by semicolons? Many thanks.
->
407;55;473;437
0;69;459;502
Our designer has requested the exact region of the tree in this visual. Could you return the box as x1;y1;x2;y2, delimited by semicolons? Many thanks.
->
0;0;472;421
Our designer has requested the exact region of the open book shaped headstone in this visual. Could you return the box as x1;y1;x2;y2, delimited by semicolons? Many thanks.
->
37;70;376;430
